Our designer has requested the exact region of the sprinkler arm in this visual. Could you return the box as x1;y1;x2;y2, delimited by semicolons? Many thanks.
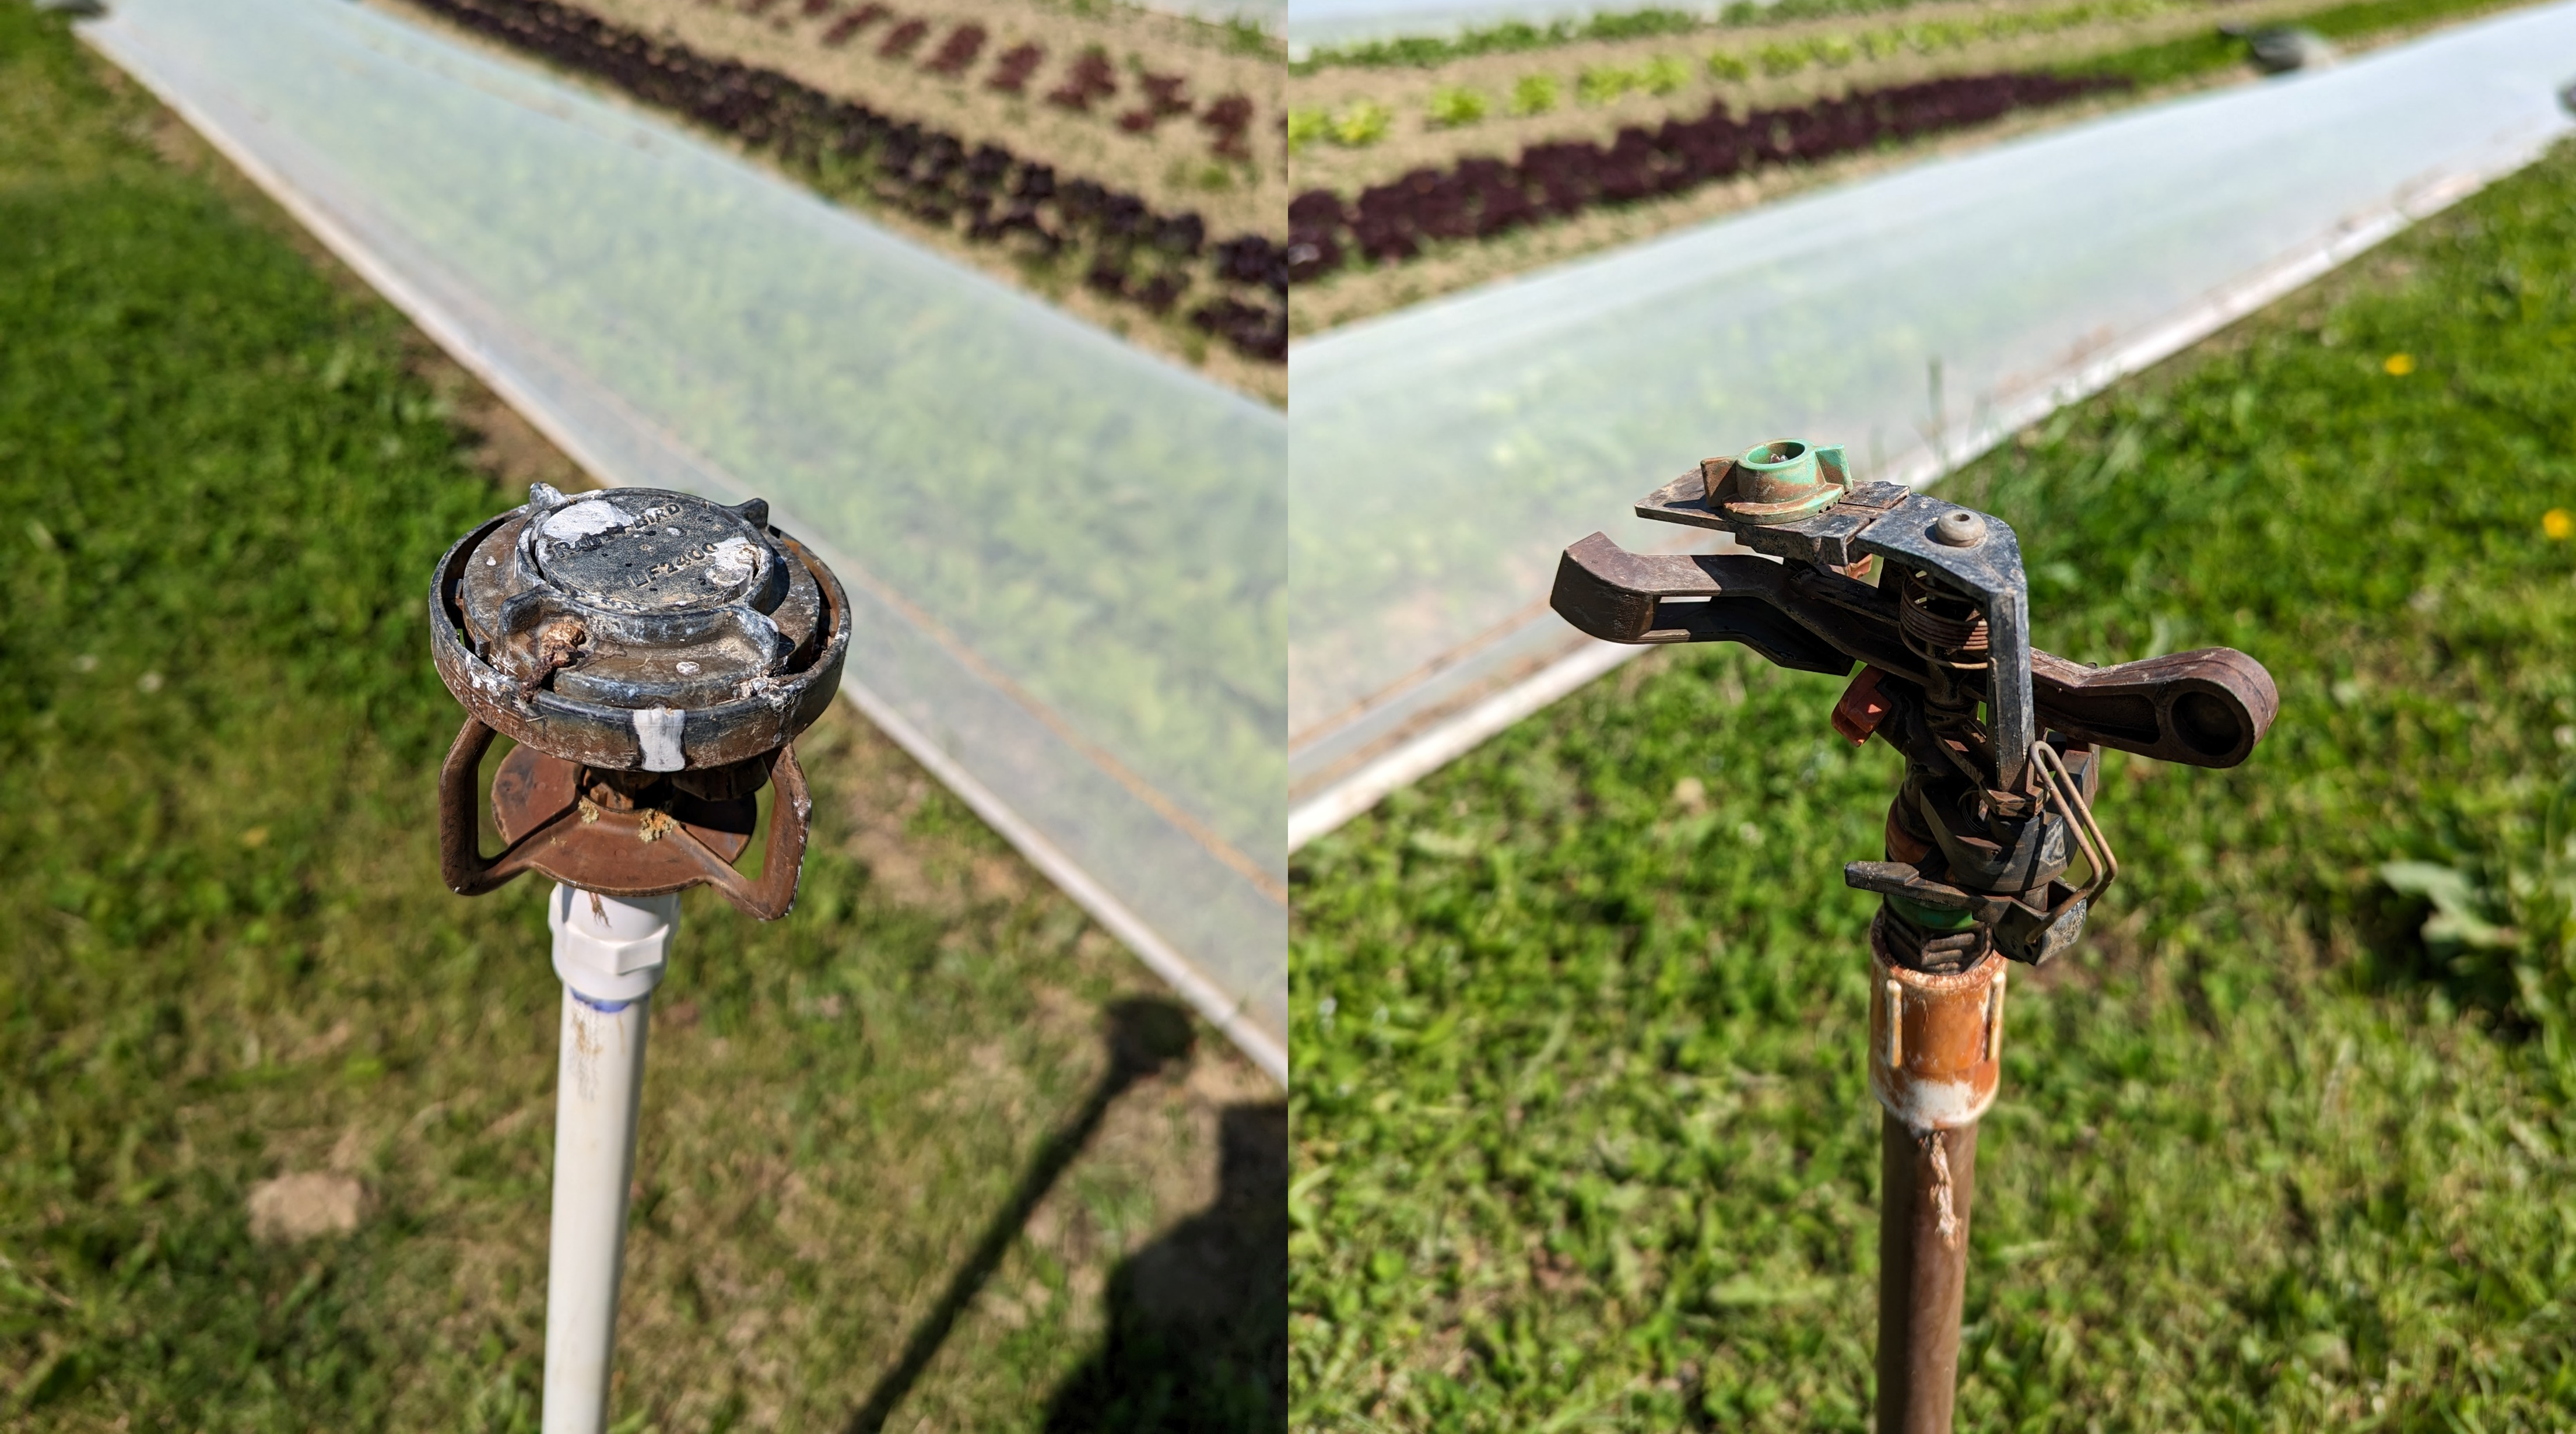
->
1552;473;2276;770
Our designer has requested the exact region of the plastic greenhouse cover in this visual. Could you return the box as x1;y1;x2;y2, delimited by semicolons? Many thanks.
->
83;0;1289;1080
1286;0;2576;846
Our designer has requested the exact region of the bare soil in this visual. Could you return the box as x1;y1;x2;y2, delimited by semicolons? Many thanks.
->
596;0;1285;241
246;1171;368;1242
599;0;1291;400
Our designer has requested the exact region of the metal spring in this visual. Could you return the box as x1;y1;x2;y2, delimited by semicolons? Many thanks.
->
1897;568;1990;671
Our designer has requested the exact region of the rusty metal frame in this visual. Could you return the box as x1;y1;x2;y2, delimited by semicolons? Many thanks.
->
438;716;815;918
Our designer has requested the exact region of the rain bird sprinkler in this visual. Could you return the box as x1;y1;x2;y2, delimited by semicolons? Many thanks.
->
431;483;848;1433
1552;441;2276;1433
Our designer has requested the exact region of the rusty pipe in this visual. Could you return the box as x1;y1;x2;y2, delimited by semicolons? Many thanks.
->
1876;1114;1980;1434
1868;909;2003;1432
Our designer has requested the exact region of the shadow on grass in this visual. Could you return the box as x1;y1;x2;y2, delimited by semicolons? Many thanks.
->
838;995;1199;1434
1041;1101;1288;1433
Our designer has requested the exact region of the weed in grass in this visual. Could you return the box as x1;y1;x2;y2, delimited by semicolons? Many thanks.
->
1289;142;2576;1430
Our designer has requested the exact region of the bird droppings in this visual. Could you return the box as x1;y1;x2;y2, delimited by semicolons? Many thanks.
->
539;497;633;545
703;536;758;588
733;673;792;710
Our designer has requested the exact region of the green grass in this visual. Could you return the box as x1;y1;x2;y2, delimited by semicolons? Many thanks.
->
1288;138;2576;1429
2067;0;2543;83
0;10;1273;1429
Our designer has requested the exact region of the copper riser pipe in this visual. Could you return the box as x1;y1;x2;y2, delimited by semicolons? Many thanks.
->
1876;1114;1979;1434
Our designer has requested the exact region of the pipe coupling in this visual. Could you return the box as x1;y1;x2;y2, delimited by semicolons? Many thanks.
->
549;885;679;1005
1868;911;2006;1130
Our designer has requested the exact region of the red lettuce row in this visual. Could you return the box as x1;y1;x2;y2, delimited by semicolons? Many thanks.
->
1288;71;2129;282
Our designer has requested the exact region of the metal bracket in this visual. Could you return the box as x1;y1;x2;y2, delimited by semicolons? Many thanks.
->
1630;460;2035;787
437;716;814;919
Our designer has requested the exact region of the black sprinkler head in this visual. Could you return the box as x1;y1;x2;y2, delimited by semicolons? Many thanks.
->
429;484;850;916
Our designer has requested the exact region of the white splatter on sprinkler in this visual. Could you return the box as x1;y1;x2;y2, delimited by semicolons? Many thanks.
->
429;484;850;1431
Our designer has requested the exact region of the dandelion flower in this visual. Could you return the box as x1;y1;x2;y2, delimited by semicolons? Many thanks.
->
2546;508;2573;541
2384;352;2415;376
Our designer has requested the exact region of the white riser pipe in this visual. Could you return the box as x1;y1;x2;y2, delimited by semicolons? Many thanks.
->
542;885;678;1434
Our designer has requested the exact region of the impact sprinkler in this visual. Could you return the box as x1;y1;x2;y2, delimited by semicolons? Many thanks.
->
1550;441;2277;1433
430;483;848;1433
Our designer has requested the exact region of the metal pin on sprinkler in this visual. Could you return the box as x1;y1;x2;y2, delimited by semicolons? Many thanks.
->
1550;441;2278;1433
430;483;848;1433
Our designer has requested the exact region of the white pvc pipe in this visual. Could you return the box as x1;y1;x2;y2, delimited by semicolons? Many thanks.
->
541;884;678;1434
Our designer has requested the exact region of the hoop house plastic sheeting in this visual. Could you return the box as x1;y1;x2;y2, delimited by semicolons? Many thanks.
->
85;0;1289;1078
1287;0;2576;837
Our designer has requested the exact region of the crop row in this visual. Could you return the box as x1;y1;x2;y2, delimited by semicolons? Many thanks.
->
413;0;1289;360
1291;0;2175;150
1709;0;2178;81
1293;5;1709;71
732;0;1265;159
1286;71;2129;277
1295;0;1974;70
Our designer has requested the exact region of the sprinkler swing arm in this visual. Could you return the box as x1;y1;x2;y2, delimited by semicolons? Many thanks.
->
1550;439;2277;1433
1553;450;2274;771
